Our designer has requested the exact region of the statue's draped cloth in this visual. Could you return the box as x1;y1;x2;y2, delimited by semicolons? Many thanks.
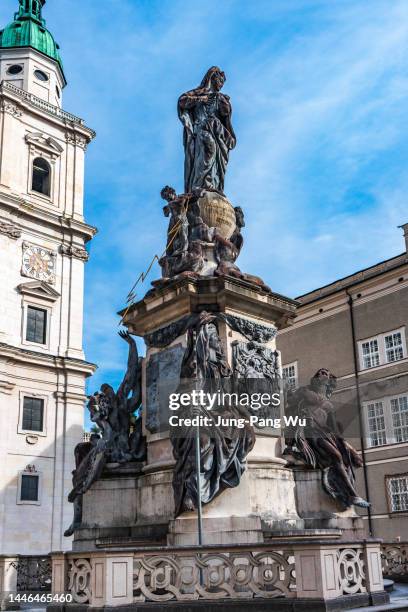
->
178;70;236;194
170;315;255;515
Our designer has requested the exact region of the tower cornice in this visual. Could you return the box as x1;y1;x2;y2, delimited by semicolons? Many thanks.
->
0;81;96;141
0;188;98;243
0;342;97;376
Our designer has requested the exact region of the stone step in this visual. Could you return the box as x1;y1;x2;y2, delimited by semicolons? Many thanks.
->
349;600;408;611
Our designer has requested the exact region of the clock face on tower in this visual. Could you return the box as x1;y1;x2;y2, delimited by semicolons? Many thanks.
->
22;243;56;284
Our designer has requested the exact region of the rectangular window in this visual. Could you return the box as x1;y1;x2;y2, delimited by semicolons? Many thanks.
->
359;328;406;370
20;474;39;502
26;306;47;344
391;396;408;443
22;397;44;432
387;475;408;513
385;332;404;363
361;339;380;369
366;401;387;447
283;363;297;390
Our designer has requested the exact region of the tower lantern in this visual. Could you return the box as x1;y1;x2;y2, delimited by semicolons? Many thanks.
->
0;0;65;106
16;0;46;22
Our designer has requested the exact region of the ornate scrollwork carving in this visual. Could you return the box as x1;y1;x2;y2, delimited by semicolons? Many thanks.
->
0;221;21;239
144;315;191;348
337;549;365;595
382;543;408;577
1;100;23;118
232;341;279;379
68;558;92;603
220;314;277;343
134;550;295;602
144;313;277;349
60;244;89;262
232;340;280;420
65;132;88;150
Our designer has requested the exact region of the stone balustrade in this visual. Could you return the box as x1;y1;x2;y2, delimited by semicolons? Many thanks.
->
0;81;85;126
382;542;408;580
50;539;387;610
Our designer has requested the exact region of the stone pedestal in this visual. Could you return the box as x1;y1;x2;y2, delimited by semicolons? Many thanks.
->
74;276;369;552
293;468;365;538
124;276;299;546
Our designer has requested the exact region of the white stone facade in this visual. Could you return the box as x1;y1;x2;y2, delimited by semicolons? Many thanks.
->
0;45;96;555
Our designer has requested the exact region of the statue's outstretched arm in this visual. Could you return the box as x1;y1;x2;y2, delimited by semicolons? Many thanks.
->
117;330;139;401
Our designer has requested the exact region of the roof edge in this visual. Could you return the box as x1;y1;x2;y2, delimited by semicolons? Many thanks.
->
296;252;408;304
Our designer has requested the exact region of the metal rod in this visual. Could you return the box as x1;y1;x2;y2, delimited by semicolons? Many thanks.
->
195;419;204;547
347;291;374;536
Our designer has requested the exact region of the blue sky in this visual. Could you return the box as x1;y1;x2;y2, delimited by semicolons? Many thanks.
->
2;0;408;414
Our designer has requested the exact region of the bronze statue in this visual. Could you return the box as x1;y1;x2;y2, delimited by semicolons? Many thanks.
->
64;433;101;537
170;311;255;515
178;67;236;194
158;186;205;280
64;332;146;536
160;186;189;259
283;368;369;509
214;207;271;291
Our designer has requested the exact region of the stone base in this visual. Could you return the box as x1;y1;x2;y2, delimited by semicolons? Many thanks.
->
293;468;366;539
167;515;263;545
75;458;367;550
48;592;391;612
75;453;308;550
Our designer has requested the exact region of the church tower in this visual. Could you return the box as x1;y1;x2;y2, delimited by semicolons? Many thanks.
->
0;0;96;555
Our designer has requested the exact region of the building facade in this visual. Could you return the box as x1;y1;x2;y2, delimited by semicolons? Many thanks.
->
0;0;96;555
278;224;408;540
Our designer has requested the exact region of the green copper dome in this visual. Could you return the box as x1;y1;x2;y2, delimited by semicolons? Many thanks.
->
0;0;65;79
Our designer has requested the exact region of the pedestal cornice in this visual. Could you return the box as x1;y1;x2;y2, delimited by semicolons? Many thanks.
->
119;276;299;337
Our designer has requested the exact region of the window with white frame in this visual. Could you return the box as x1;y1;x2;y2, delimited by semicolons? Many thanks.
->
283;362;298;390
391;396;408;443
385;331;404;363
361;339;380;369
21;300;52;350
366;401;387;447
18;392;47;437
17;468;41;505
365;394;408;447
386;474;408;513
22;397;44;432
358;328;406;370
26;306;47;344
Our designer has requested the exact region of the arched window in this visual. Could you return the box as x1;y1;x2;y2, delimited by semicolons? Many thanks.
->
32;157;50;196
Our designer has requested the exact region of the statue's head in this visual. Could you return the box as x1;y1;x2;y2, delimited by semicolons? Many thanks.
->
200;66;226;92
161;185;176;202
207;322;221;351
234;206;245;228
310;368;337;397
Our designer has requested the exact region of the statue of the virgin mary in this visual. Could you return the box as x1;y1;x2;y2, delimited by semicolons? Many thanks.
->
178;67;236;195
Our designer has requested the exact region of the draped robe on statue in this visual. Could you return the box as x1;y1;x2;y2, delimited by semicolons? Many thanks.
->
178;67;236;194
171;314;255;515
